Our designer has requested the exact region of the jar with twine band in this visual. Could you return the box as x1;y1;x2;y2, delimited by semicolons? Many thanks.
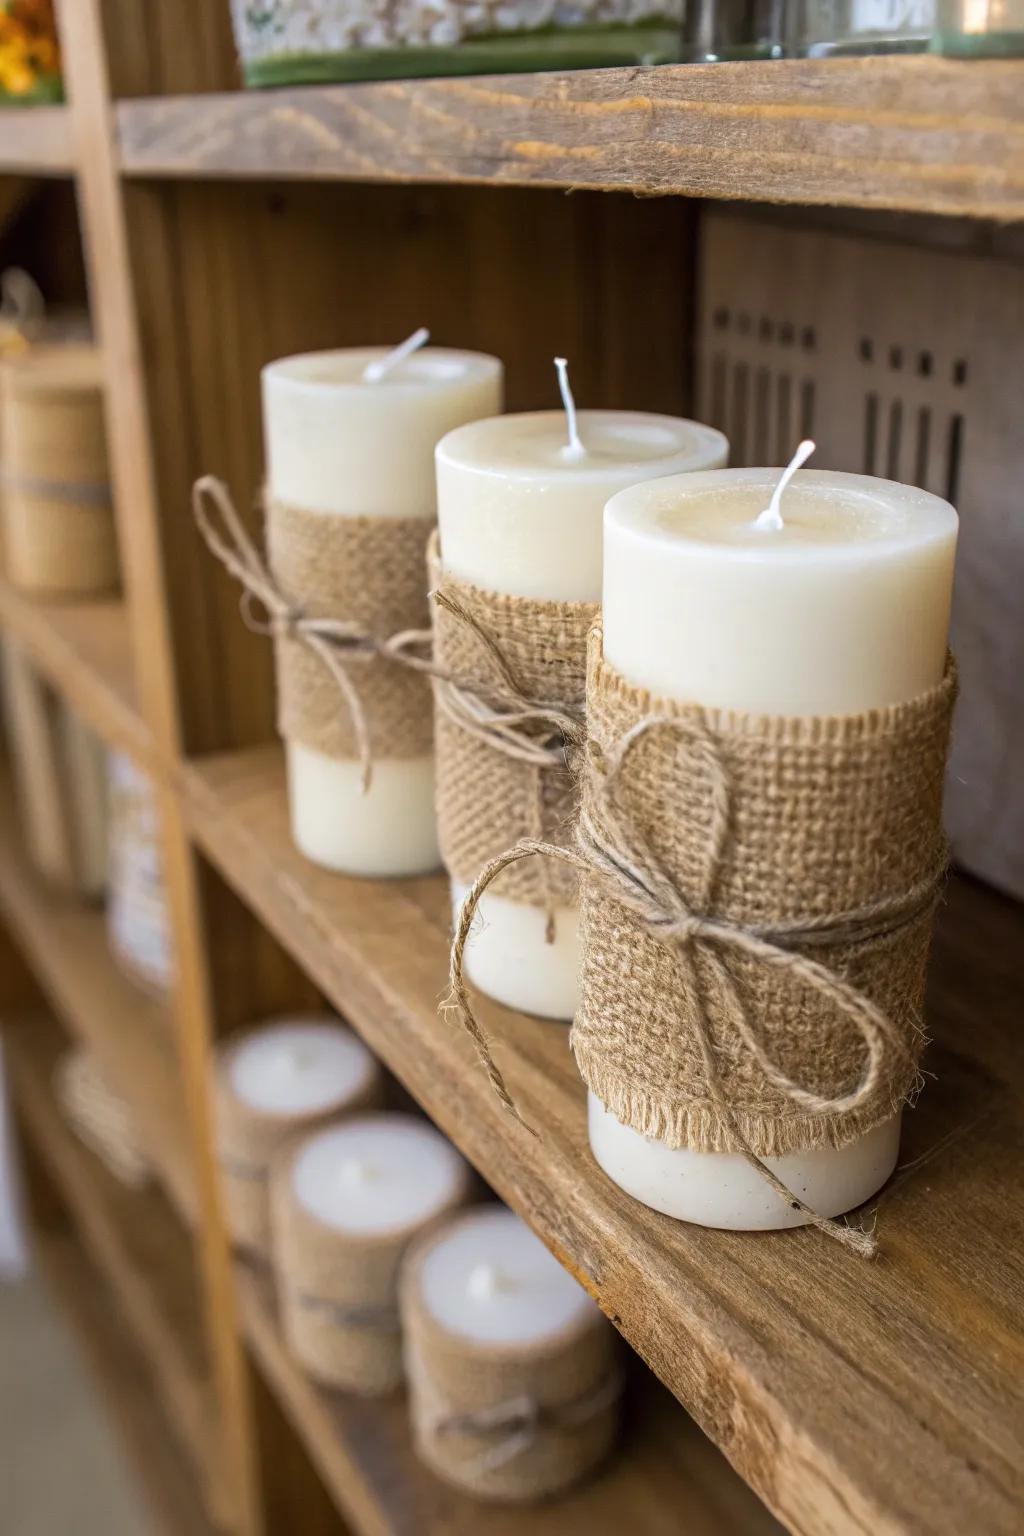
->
271;1112;471;1393
401;1206;621;1502
433;362;728;1021
0;342;118;597
448;459;959;1257
214;1017;383;1255
106;751;174;994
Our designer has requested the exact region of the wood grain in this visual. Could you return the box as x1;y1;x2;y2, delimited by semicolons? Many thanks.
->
116;58;1024;219
184;744;1024;1536
0;769;194;1220
5;1012;222;1519
237;1263;782;1536
0;106;74;176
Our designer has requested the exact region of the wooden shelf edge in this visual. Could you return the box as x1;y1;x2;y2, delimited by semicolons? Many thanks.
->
0;104;75;175
181;745;1024;1536
115;58;1024;220
0;772;195;1222
32;1231;219;1536
5;1013;222;1518
0;579;154;770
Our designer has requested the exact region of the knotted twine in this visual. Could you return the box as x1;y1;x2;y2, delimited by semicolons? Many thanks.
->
214;1030;384;1255
447;624;957;1256
430;532;595;934
192;476;436;791
270;1136;472;1394
401;1215;621;1501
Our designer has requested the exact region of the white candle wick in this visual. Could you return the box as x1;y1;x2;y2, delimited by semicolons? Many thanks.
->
754;438;816;532
363;327;430;383
467;1261;513;1301
554;356;585;460
275;1044;316;1075
338;1157;375;1187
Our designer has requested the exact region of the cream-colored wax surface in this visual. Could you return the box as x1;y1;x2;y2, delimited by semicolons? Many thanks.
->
228;1017;377;1117
593;467;958;1229
262;347;504;878
290;1113;468;1234
436;410;728;1019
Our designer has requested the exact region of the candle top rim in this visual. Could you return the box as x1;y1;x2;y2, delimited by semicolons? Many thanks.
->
262;346;503;395
605;466;957;562
436;410;728;481
225;1016;375;1118
414;1205;600;1348
289;1113;467;1236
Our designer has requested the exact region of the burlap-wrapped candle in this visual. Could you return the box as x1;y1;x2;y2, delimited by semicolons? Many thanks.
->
0;343;118;596
401;1206;621;1502
271;1112;471;1392
106;752;173;993
214;1017;383;1254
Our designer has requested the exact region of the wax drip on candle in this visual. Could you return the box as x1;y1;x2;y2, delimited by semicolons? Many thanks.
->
554;356;585;461
466;1261;513;1301
362;327;430;383
754;439;816;532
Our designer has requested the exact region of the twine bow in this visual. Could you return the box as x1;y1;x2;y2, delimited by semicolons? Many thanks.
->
192;476;433;791
419;1357;623;1480
446;715;946;1258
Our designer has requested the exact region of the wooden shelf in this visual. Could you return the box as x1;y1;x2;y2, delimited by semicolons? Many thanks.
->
33;1231;217;1536
236;1262;781;1536
184;744;1024;1536
0;578;152;768
5;1012;221;1519
0;104;74;175
0;779;193;1220
115;58;1024;219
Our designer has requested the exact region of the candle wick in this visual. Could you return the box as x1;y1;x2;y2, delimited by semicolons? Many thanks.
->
554;355;585;459
755;438;816;531
363;326;430;383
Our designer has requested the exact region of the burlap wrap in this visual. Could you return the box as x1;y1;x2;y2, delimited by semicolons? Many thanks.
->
266;499;435;761
214;1035;384;1255
572;625;957;1159
401;1215;620;1502
270;1144;471;1394
431;535;597;909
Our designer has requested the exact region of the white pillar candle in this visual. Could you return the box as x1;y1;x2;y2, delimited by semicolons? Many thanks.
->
436;408;728;1020
228;1017;379;1118
289;1113;469;1233
416;1206;598;1346
262;344;504;878
592;464;958;1229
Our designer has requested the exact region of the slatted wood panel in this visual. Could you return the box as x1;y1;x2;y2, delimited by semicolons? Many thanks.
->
237;1264;782;1536
0;775;193;1218
5;1013;221;1517
183;744;1024;1536
116;59;1024;219
0;579;151;765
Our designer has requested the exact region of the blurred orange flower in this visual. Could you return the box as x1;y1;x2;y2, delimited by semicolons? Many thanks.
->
0;0;62;101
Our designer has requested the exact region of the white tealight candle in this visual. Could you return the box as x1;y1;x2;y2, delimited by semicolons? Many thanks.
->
436;406;728;1020
290;1113;469;1234
262;344;504;878
592;465;958;1229
228;1017;378;1118
418;1206;598;1347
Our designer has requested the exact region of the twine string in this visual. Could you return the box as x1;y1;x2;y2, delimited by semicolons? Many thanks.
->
288;1288;401;1333
445;715;945;1257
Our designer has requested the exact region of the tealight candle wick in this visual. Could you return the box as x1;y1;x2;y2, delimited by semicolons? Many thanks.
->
276;1044;315;1075
467;1261;513;1301
363;326;430;383
338;1157;375;1187
754;438;816;532
554;355;585;461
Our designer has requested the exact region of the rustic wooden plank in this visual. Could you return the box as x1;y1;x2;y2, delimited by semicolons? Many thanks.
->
0;577;152;767
237;1263;781;1536
0;106;74;176
0;770;194;1220
183;744;1024;1536
116;59;1024;219
32;1231;217;1536
5;1012;220;1516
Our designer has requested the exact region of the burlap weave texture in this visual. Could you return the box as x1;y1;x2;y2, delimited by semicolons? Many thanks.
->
401;1216;619;1502
266;499;435;761
432;538;597;908
572;625;957;1158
